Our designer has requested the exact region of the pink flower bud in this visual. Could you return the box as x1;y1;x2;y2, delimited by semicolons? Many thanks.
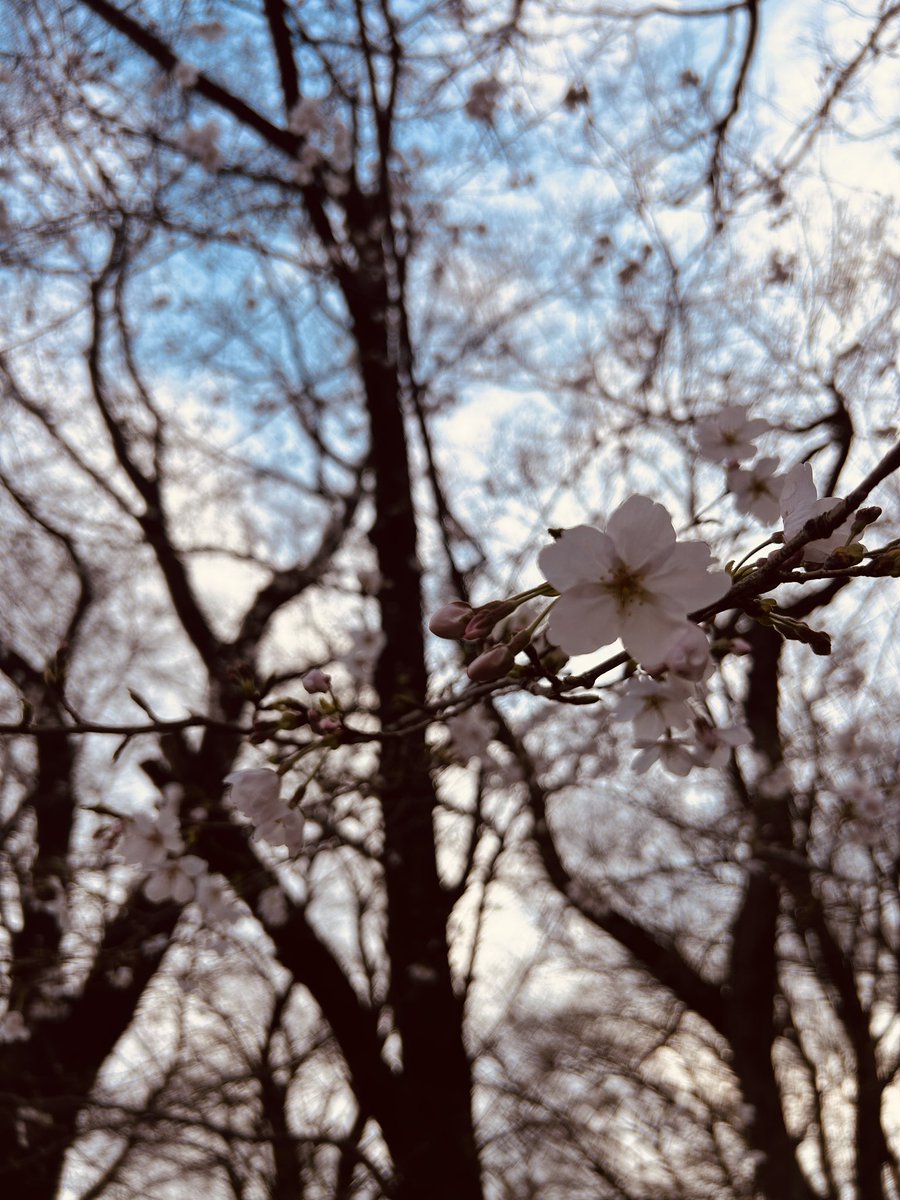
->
428;601;473;639
466;645;514;683
730;638;753;655
318;716;342;735
462;600;516;641
302;668;332;694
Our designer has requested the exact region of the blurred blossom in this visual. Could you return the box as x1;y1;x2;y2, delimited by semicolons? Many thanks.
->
726;456;785;523
614;676;694;741
694;405;769;462
144;855;206;904
257;886;289;927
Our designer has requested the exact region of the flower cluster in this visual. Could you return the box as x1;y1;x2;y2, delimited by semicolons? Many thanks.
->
614;674;750;776
118;785;240;914
695;405;786;523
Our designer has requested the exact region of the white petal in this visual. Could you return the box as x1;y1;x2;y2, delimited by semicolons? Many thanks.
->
632;744;661;773
650;541;731;610
606;495;676;572
545;586;618;655
620;603;688;664
539;526;615;590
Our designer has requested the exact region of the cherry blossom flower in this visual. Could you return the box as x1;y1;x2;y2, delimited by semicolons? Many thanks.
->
692;721;752;767
225;768;281;817
253;808;305;854
120;807;183;868
726;456;785;523
613;676;694;741
225;768;304;848
780;463;853;563
144;855;206;904
632;736;696;776
694;405;769;462
302;668;332;694
539;495;730;665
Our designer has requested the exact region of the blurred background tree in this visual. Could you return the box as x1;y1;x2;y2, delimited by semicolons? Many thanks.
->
0;1;898;1197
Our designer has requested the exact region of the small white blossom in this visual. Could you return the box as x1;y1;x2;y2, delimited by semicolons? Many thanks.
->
539;495;730;665
694;405;769;462
632;737;696;777
225;768;281;817
120;807;183;868
253;808;306;854
780;463;853;563
226;769;305;851
726;456;785;523
614;677;694;741
144;855;206;904
692;721;752;767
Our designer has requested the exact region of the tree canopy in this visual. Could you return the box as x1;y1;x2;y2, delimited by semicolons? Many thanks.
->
1;2;899;1198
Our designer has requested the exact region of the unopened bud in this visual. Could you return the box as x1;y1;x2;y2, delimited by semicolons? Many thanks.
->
850;506;881;538
302;668;332;694
428;601;473;639
466;645;514;683
462;600;516;641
